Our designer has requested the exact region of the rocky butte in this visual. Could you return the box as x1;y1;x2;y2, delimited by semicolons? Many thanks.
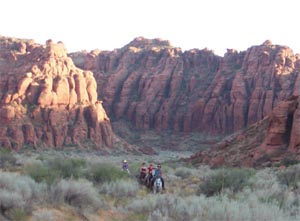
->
71;37;300;166
0;36;112;150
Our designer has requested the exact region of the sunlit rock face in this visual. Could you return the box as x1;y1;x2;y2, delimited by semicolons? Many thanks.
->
0;37;112;150
70;37;300;167
71;37;300;135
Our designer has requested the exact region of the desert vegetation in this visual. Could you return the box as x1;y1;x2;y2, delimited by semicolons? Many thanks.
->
1;148;300;221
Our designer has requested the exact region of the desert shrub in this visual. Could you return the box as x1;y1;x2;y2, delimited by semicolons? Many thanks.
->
8;208;27;221
128;161;141;175
165;172;181;185
24;157;87;184
127;194;199;220
237;168;300;217
24;162;57;184
197;165;214;180
244;168;283;204
126;195;160;214
0;148;17;169
174;167;193;179
280;158;299;167
86;163;127;184
50;179;103;212
0;172;45;219
198;168;253;196
148;209;167;221
0;191;24;218
46;157;86;179
277;164;300;189
248;168;277;188
198;195;294;221
31;210;54;221
127;194;296;221
99;179;139;198
249;187;300;216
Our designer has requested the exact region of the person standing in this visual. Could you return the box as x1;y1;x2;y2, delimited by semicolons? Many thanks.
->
122;160;130;174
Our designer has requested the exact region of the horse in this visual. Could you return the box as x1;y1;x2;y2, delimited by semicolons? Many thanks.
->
152;177;163;194
144;173;154;187
136;172;148;185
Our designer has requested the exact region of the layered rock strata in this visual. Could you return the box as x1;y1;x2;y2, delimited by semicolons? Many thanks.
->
187;96;300;167
0;37;112;150
71;38;300;135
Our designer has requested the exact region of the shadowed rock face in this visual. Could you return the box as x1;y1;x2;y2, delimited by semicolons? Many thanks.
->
0;37;112;150
71;38;300;135
187;96;300;168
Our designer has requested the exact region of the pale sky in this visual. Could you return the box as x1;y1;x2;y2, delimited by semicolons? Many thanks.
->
1;0;299;55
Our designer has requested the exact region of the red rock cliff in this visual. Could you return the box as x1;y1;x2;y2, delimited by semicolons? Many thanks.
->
187;96;300;168
71;38;300;135
0;37;112;150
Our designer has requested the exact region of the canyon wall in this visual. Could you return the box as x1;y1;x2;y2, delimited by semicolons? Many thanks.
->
2;35;300;162
188;96;300;167
71;38;300;135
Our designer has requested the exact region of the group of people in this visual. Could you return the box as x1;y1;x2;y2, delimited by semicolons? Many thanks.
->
139;162;165;190
121;160;165;190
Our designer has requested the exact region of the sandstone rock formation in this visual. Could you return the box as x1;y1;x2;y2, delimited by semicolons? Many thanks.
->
187;96;300;168
3;35;300;165
69;37;300;166
0;36;112;150
71;37;300;136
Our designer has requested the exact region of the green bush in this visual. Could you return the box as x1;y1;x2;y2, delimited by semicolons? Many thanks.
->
8;208;27;221
46;157;86;179
86;163;127;184
198;168;253;196
24;163;57;184
0;148;16;169
24;157;87;184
